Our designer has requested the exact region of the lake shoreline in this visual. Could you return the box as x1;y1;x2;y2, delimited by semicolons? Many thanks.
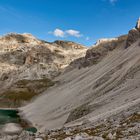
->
0;108;36;133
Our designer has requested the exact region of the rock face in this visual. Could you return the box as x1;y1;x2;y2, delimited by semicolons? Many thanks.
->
126;18;140;48
126;28;140;48
68;35;127;69
0;33;87;107
0;33;87;78
136;18;140;31
84;35;127;65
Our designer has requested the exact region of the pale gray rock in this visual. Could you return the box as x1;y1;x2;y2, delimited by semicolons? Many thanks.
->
92;136;104;140
2;123;22;135
35;138;43;140
107;133;116;140
64;137;72;140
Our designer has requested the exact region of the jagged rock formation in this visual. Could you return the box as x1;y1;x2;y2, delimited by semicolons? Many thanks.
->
136;18;140;31
0;33;87;79
126;18;140;48
0;33;87;107
126;28;140;48
68;35;127;69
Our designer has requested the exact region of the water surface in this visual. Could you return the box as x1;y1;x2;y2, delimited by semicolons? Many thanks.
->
0;109;37;133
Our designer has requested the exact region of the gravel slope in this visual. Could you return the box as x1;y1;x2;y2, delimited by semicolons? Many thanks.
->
21;39;140;131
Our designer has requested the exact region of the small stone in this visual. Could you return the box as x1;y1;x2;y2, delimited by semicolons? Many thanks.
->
64;137;72;140
35;138;43;140
107;133;114;140
137;112;140;115
74;135;83;140
12;135;18;140
92;136;104;140
106;132;117;140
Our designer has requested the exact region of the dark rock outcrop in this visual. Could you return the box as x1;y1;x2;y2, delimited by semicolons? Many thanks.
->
136;18;140;31
126;29;140;48
126;18;140;48
68;35;127;69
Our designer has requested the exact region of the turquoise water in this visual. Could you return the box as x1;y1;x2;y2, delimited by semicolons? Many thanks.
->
25;127;37;133
0;109;37;133
0;109;20;125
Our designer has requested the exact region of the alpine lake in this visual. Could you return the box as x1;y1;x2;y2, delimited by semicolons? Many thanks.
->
0;109;37;133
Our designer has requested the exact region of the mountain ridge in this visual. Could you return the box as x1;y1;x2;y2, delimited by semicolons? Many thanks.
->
21;20;140;134
0;19;140;139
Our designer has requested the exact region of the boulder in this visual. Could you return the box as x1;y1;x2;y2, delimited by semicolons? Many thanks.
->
64;137;72;140
34;138;43;140
2;123;23;135
92;136;104;140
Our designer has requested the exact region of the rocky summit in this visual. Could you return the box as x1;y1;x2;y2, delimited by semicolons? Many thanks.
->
136;18;140;31
0;20;140;140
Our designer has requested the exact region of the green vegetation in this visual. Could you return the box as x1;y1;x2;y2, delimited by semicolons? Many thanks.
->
0;78;55;107
66;104;91;123
47;112;140;139
0;109;37;133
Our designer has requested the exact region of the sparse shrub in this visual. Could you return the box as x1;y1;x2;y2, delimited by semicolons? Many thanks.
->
66;104;91;123
0;78;55;107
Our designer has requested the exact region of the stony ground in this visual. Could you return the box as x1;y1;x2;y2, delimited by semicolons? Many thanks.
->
0;109;139;140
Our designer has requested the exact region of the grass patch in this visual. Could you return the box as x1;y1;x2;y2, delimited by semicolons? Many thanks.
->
120;112;140;125
0;78;55;107
66;104;91;123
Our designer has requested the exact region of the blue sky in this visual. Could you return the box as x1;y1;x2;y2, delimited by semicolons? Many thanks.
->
0;0;140;46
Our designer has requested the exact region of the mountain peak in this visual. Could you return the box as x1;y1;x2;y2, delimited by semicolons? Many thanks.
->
136;18;140;31
0;33;39;44
126;19;140;48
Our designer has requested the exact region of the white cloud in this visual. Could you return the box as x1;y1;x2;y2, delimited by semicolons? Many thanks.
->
53;28;65;37
66;29;82;38
49;29;82;38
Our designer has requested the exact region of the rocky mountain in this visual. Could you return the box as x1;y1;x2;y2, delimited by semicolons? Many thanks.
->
68;35;127;69
0;19;140;140
0;33;87;107
0;33;86;79
19;19;140;139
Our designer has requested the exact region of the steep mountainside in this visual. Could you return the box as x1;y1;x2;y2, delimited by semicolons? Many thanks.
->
68;35;127;69
0;33;86;79
0;33;87;107
0;20;140;139
21;20;140;140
